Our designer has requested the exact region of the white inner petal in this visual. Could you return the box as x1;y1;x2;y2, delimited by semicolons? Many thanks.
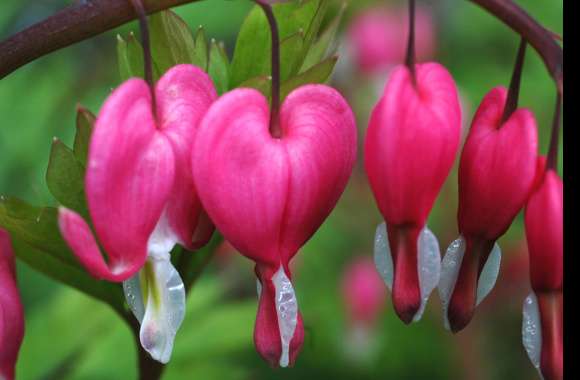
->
123;213;185;364
438;236;466;330
475;243;501;306
414;226;441;322
272;266;298;368
373;222;441;322
438;236;502;330
373;222;393;290
522;292;544;379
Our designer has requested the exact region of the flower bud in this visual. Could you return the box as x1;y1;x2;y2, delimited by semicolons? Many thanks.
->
439;87;538;332
365;63;461;323
0;230;24;380
522;169;563;380
193;85;357;366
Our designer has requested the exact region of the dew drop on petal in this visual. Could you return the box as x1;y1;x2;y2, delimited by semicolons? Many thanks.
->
522;292;543;378
414;226;441;322
373;222;393;290
475;243;501;306
272;266;298;368
438;236;466;330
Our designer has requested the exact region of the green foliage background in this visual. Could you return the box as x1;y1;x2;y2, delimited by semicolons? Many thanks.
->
0;0;562;379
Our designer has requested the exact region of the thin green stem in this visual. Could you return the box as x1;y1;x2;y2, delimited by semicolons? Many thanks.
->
546;91;562;171
404;0;416;85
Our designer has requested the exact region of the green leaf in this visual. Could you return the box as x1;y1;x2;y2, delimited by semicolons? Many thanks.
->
281;56;338;100
73;105;95;167
207;39;230;95
46;138;88;216
229;0;329;88
301;2;345;71
149;10;201;75
116;33;144;81
193;26;209;71
239;75;272;98
0;196;78;267
280;31;305;80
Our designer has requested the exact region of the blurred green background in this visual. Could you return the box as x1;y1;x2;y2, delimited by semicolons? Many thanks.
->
0;0;562;379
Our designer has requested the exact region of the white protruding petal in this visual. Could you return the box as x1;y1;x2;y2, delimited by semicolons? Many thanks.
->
475;243;501;306
438;236;466;330
272;266;298;368
123;272;145;323
373;222;393;290
256;278;262;298
140;258;185;364
147;210;177;260
414;226;441;322
522;292;544;379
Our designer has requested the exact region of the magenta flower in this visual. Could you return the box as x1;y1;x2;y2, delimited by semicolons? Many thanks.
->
192;85;357;367
522;167;563;380
58;64;217;362
342;257;386;327
438;87;538;333
365;63;462;324
0;229;24;380
348;6;435;74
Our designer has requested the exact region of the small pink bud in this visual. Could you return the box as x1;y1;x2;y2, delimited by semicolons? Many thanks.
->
522;169;563;380
0;230;24;380
341;257;386;326
348;6;435;74
441;87;538;333
365;63;461;323
193;85;357;367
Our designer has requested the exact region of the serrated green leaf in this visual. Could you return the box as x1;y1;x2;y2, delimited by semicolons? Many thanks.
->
46;139;88;216
208;40;230;95
116;33;144;81
281;55;337;100
73;105;95;167
149;10;201;75
229;0;328;88
301;2;344;71
239;75;272;98
193;26;209;71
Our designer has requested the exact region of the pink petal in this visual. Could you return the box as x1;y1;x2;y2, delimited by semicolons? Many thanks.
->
156;65;218;249
365;63;461;226
193;88;289;267
85;79;175;281
458;86;538;239
0;229;24;380
277;85;357;263
58;207;146;281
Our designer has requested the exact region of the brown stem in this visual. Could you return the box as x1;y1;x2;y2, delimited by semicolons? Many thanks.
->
0;0;200;79
256;2;282;138
404;0;416;86
546;91;562;171
468;0;563;94
500;37;526;124
129;0;157;114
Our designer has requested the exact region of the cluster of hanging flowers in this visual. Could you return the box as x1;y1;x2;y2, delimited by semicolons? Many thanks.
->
0;0;562;379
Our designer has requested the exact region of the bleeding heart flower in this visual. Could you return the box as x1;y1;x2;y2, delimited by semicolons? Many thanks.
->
342;257;386;327
192;85;357;367
438;87;538;333
348;6;435;74
365;63;461;324
0;229;24;380
522;168;563;380
58;64;217;363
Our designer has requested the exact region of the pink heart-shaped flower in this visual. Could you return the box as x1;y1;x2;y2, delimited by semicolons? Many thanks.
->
193;84;357;366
